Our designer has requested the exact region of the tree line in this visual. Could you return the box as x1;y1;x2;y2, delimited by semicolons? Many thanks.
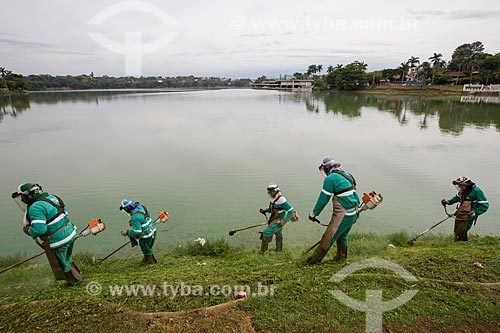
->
2;40;499;93
25;74;252;91
0;67;29;92
292;41;500;90
0;70;252;92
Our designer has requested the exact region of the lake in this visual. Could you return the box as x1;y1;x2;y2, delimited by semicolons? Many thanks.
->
1;89;499;257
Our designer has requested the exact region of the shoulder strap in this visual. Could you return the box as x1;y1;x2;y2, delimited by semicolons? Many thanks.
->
132;205;149;218
331;170;357;195
33;196;66;223
272;195;282;208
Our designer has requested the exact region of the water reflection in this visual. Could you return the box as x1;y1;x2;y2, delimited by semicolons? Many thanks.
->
298;92;500;135
0;95;31;123
2;91;500;135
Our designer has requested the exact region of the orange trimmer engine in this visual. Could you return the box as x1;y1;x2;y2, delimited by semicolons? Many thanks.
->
80;218;106;237
158;211;170;223
360;191;383;211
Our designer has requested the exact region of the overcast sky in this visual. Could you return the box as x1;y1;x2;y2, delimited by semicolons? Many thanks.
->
1;0;499;78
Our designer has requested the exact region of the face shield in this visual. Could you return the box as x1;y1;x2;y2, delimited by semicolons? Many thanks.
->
268;190;279;199
11;192;27;212
319;165;328;178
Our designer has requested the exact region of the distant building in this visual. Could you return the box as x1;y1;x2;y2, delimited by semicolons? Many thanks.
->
250;79;313;91
448;72;466;79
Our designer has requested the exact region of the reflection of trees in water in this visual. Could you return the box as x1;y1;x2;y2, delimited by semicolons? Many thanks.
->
29;91;126;105
0;95;31;123
290;92;500;135
316;92;363;118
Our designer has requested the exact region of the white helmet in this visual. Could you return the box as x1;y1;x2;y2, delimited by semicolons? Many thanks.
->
267;183;280;192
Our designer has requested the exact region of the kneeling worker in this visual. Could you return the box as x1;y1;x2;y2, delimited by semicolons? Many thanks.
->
120;199;158;264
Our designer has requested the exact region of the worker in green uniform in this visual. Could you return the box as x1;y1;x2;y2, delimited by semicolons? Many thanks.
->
119;199;157;264
11;183;83;285
258;184;295;254
307;157;360;264
441;176;489;241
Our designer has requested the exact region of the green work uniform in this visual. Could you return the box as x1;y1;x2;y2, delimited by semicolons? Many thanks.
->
27;194;77;273
448;186;489;231
308;170;360;264
127;205;156;256
262;196;294;238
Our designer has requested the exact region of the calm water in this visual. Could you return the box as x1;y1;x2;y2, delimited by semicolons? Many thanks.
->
1;90;499;257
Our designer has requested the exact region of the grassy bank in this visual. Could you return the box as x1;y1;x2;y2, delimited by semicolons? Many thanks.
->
1;233;499;332
0;90;27;97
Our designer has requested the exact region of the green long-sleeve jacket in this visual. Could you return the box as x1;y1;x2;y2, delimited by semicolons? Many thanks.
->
448;186;489;223
126;205;156;239
26;194;76;249
265;196;295;222
313;170;360;216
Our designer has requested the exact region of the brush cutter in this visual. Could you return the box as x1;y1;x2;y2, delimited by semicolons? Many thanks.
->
228;223;268;236
228;212;268;236
407;206;455;246
0;218;107;274
302;191;384;255
95;211;169;265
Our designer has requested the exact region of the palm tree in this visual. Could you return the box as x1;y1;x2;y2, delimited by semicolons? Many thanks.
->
418;61;432;83
357;61;368;71
0;67;10;91
429;53;444;84
317;64;323;75
407;56;420;69
429;53;443;67
399;62;409;83
306;64;318;77
327;65;335;74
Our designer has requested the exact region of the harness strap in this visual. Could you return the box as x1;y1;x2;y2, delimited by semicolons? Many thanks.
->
46;222;69;239
32;195;66;224
331;170;357;196
132;205;150;217
131;205;154;238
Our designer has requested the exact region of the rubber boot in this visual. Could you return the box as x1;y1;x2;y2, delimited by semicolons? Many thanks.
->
275;236;283;252
144;255;157;264
334;239;348;262
454;219;468;241
64;265;84;286
454;202;471;242
260;236;272;255
306;246;327;265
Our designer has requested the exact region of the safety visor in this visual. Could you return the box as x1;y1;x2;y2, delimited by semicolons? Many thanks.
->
452;177;468;186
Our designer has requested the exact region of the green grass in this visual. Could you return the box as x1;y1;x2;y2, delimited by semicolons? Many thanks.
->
0;233;499;333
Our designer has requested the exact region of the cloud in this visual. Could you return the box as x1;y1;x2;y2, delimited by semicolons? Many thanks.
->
409;9;500;20
238;33;270;38
0;35;91;56
261;40;282;46
0;36;54;49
